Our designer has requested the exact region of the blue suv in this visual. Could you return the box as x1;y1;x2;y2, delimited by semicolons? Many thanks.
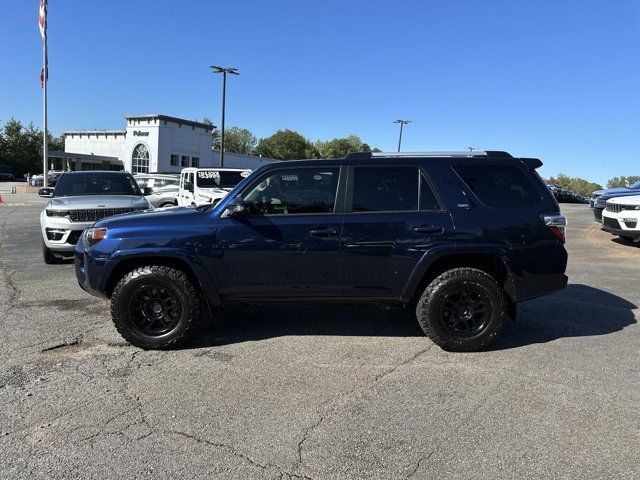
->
75;151;568;352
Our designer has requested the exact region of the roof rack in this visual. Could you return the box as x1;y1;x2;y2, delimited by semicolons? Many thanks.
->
343;150;513;160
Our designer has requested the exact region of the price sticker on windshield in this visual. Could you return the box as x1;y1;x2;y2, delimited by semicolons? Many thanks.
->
240;171;251;178
281;174;298;182
198;171;220;179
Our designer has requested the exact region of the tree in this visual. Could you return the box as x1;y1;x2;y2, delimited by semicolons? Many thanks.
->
547;173;602;197
254;129;318;160
314;135;376;158
223;126;257;155
606;176;640;188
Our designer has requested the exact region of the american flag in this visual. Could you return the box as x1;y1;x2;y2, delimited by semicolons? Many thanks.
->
39;0;47;87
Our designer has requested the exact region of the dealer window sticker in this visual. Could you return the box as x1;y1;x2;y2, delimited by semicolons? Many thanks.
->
198;171;220;179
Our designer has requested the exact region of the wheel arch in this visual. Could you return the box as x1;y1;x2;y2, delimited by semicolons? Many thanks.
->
102;252;221;310
401;248;517;315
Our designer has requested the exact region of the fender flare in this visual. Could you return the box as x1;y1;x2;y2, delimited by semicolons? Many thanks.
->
399;244;517;304
98;247;222;307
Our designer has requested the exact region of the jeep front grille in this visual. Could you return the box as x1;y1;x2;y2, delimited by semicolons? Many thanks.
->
606;203;635;213
69;208;135;222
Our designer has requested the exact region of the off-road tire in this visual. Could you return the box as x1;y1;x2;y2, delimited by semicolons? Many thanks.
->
111;265;201;349
42;239;64;264
416;267;507;352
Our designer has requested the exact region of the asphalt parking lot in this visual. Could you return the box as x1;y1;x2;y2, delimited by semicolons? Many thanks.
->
1;197;639;479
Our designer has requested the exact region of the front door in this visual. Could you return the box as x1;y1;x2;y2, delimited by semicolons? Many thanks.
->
340;165;454;298
215;165;344;298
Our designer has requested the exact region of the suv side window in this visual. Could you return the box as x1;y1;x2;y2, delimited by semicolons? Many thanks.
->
243;167;339;215
352;167;419;212
420;173;440;211
453;165;540;208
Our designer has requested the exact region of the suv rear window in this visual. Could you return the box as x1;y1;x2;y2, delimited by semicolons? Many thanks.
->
453;165;540;208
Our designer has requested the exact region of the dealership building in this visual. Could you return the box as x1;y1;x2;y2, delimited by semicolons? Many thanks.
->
60;114;276;173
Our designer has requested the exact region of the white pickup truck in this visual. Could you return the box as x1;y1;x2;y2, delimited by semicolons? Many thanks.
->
177;167;252;207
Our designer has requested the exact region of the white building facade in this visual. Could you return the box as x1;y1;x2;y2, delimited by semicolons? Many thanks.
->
64;114;276;173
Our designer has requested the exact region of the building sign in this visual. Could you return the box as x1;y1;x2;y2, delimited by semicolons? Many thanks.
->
133;130;149;137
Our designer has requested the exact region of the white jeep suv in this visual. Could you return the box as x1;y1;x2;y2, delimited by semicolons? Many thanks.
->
39;171;151;263
602;195;640;243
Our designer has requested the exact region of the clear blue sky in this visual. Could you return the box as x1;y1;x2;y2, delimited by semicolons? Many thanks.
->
1;0;638;184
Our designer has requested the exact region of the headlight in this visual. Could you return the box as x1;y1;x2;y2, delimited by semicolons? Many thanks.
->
84;227;107;246
46;209;70;217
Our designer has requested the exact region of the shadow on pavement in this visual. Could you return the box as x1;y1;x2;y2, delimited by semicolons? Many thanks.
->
491;283;637;350
186;283;636;351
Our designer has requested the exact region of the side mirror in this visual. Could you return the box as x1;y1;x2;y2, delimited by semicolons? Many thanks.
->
143;186;154;196
225;197;247;217
184;181;194;193
38;187;54;198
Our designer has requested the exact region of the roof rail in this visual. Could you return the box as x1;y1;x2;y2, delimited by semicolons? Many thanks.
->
343;150;513;160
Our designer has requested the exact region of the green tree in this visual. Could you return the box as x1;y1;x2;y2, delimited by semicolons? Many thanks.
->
255;129;318;160
223;126;257;155
547;173;602;197
315;135;368;158
607;176;640;188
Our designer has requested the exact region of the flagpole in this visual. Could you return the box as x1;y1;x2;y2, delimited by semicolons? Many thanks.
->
42;23;48;188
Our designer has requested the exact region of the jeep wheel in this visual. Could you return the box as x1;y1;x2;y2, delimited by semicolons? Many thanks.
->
416;268;507;352
111;266;201;349
619;235;635;243
42;239;64;264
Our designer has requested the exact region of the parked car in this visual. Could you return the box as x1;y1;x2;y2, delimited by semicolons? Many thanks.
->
31;172;63;187
134;173;180;208
0;165;14;181
592;186;640;222
39;171;152;264
75;150;568;352
177;167;252;207
601;195;640;243
591;181;640;218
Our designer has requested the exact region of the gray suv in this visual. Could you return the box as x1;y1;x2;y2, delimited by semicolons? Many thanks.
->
134;173;180;208
39;171;151;264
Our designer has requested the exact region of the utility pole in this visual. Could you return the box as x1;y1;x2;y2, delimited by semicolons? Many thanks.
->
393;120;411;152
210;66;239;167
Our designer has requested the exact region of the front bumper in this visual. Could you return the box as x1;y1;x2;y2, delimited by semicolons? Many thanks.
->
602;209;640;238
40;212;94;253
592;207;604;222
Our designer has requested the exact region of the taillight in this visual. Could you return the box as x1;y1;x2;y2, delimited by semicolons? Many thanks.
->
542;213;567;243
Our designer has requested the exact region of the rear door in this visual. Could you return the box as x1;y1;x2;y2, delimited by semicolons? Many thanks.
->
340;165;454;298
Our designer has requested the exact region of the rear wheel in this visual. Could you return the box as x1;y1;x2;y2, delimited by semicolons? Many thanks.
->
110;266;201;349
416;268;507;352
159;201;176;208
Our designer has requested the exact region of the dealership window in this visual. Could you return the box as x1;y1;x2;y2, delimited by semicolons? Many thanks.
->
181;155;190;167
131;144;150;174
243;168;339;215
170;154;179;166
191;156;200;167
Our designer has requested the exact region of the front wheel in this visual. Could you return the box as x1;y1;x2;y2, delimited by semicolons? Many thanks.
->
110;266;201;349
416;268;508;352
42;239;64;264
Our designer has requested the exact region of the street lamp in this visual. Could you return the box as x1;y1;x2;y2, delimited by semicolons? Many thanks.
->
210;65;239;167
393;120;411;152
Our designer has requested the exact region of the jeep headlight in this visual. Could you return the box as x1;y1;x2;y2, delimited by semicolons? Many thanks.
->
46;209;70;217
84;227;107;246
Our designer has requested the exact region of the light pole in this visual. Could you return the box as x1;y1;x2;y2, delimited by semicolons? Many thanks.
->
394;119;411;152
210;65;239;167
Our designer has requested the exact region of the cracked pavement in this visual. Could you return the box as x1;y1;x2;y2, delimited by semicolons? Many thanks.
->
1;197;639;479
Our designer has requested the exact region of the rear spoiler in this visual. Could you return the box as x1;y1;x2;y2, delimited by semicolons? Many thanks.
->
520;158;543;170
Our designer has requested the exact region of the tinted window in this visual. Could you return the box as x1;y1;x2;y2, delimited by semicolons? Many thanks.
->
54;173;141;197
453;165;540;208
243;168;339;215
352;167;418;212
420;173;440;210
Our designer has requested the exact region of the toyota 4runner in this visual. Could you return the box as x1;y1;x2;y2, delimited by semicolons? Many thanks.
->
75;151;568;352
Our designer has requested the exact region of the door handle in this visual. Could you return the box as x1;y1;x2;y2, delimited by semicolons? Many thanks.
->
413;225;444;234
309;228;337;237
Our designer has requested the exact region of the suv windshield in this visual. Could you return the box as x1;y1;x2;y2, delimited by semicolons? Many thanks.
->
53;172;142;197
196;171;248;189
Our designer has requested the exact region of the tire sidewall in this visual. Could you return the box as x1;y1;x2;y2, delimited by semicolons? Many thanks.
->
418;269;507;351
112;268;197;348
